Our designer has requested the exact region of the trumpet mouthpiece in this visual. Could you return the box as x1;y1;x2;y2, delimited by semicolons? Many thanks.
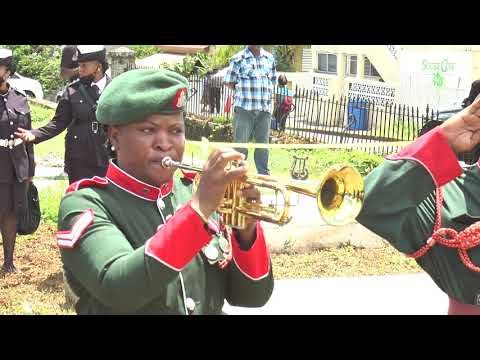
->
161;157;173;168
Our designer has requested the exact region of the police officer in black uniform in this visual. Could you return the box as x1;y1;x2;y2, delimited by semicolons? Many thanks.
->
60;45;79;82
0;48;35;272
16;45;111;184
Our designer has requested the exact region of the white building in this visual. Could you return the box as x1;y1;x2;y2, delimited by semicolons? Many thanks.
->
295;45;480;109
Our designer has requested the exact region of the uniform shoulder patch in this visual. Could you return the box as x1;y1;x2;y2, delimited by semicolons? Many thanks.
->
12;87;27;97
180;169;198;183
65;176;109;195
69;79;80;87
56;209;94;249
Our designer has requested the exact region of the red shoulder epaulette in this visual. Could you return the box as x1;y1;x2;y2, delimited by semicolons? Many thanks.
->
180;169;198;183
57;208;94;249
65;176;109;195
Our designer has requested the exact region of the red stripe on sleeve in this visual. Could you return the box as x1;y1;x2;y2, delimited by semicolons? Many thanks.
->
145;202;213;271
387;126;462;187
231;221;270;281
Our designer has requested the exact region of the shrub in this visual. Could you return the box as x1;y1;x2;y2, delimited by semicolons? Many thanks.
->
130;45;161;59
272;45;296;72
185;115;233;142
211;115;230;125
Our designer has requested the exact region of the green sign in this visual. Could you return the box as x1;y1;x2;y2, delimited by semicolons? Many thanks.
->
422;58;455;89
432;71;445;88
422;59;455;73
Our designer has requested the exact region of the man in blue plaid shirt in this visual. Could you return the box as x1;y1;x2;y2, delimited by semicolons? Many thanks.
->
224;45;276;175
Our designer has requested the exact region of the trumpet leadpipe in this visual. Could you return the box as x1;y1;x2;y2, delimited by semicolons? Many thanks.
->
161;157;203;173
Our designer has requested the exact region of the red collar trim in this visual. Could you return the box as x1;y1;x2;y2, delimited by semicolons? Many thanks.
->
106;160;173;201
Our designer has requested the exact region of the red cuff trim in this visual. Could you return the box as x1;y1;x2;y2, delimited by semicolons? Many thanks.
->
231;221;270;281
145;202;212;271
387;126;462;187
57;209;94;249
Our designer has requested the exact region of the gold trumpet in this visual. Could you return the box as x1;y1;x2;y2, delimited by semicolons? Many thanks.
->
162;157;364;229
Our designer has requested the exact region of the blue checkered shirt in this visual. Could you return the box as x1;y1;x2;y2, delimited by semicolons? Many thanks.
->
224;48;276;113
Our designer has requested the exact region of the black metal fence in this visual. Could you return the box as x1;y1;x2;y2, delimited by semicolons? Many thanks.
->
278;90;435;155
184;73;439;155
185;74;235;119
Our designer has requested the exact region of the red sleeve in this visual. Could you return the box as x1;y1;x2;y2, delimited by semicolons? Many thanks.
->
231;221;271;281
145;202;215;271
387;126;462;187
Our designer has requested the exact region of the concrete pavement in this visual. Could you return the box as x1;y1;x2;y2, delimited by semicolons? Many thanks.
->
223;273;448;315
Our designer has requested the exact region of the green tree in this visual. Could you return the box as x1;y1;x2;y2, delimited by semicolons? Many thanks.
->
165;45;246;78
272;45;296;72
209;45;244;69
130;45;161;59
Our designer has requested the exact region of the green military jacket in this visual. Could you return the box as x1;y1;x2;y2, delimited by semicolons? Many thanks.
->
57;161;274;314
357;126;480;305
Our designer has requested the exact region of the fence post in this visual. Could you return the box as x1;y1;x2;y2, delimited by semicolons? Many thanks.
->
293;85;298;137
107;47;136;78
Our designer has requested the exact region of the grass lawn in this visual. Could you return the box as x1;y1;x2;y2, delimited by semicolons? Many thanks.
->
30;103;65;160
184;142;383;181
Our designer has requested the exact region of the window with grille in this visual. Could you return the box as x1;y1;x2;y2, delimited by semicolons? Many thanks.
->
317;53;337;74
345;55;357;76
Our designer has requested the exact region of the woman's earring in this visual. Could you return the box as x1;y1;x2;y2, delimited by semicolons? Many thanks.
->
111;145;115;151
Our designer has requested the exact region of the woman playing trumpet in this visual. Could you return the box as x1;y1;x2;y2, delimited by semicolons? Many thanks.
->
56;68;273;314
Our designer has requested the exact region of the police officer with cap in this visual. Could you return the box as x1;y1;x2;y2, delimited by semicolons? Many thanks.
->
0;48;35;272
16;45;111;184
56;68;274;314
60;45;79;82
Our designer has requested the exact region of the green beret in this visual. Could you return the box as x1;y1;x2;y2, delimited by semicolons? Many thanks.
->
96;68;189;125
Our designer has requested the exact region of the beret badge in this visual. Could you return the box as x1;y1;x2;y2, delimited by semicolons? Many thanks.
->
173;88;188;110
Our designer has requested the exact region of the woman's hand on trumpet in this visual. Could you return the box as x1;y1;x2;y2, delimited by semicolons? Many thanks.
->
191;148;247;219
234;182;261;248
190;148;260;247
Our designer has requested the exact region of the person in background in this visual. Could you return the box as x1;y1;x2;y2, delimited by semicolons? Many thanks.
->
60;45;79;82
0;48;35;272
224;45;276;175
16;45;111;184
273;74;293;132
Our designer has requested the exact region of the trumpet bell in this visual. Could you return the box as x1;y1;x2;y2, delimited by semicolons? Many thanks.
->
317;165;364;226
